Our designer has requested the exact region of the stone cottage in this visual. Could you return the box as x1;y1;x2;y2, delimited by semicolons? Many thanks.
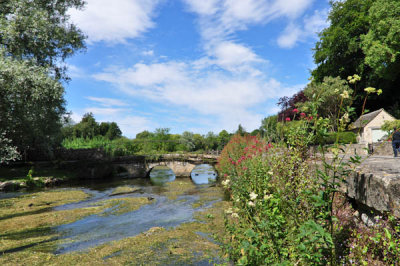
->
350;108;396;144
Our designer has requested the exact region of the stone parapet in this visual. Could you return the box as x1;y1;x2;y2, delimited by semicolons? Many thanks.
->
346;156;400;218
370;142;394;156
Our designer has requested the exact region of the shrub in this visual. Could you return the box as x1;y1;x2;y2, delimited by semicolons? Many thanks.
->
218;134;332;264
314;131;357;145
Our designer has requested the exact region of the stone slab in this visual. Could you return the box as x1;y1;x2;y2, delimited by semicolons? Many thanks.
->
346;156;400;218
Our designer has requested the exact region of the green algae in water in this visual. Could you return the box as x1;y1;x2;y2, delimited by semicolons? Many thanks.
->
0;177;231;265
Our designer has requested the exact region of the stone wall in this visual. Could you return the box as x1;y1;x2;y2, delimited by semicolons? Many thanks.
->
310;144;369;156
370;142;394;156
26;148;106;161
346;156;400;218
310;143;395;156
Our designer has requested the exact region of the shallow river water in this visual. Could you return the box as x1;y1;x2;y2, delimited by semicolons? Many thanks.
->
53;164;220;254
0;164;226;265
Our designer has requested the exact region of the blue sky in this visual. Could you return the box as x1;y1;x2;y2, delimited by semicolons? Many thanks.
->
65;0;330;138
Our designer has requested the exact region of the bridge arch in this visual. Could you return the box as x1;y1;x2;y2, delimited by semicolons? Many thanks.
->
111;154;218;178
146;160;197;177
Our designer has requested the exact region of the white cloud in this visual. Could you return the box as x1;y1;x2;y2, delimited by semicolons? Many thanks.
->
93;62;187;87
277;24;302;48
183;0;325;51
142;50;155;56
303;9;329;35
277;9;329;48
70;112;83;124
271;0;316;19
183;0;219;15
84;107;125;116
67;64;85;78
69;0;161;43
213;41;262;70
93;61;300;132
113;115;153;137
86;97;128;107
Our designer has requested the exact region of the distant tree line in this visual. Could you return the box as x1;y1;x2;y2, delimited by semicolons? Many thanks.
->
62;113;122;140
62;119;233;154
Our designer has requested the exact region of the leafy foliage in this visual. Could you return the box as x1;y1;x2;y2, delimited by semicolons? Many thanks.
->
63;113;122;140
0;0;86;162
312;0;400;117
0;54;66;155
0;132;20;164
277;90;307;121
0;0;86;80
299;76;353;130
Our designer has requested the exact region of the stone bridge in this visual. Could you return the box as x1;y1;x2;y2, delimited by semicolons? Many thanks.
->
111;154;219;178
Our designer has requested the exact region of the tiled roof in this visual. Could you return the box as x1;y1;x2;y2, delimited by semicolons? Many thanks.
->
351;108;384;129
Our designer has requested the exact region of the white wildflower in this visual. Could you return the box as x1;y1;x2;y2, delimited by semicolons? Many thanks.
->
364;87;376;94
249;192;258;200
264;194;272;200
231;213;239;218
221;179;230;187
247;201;255;207
225;208;233;214
340;90;350;99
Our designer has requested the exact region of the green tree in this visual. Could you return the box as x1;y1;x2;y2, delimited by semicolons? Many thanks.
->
105;122;122;140
236;124;247;136
217;130;231;150
153;128;171;152
193;134;205;151
99;122;110;137
204;132;218;151
0;0;86;161
179;131;196;152
260;115;278;142
361;0;400;80
312;0;372;85
75;113;99;139
0;54;66;155
0;0;86;80
0;132;20;164
312;0;400;117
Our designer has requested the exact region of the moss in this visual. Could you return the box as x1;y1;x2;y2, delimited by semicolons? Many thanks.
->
0;190;90;220
0;182;231;265
109;186;140;196
94;197;153;216
161;179;197;200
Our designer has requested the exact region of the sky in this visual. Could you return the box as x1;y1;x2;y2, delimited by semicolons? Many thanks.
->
65;0;331;138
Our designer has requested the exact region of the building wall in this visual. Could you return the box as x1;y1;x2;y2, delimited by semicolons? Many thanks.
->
360;111;395;144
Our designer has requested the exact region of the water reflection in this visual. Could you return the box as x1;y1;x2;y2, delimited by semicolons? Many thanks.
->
149;166;176;185
190;164;217;185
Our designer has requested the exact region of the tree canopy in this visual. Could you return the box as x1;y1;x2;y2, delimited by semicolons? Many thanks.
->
0;0;86;80
312;0;400;117
62;113;122;141
0;0;86;162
